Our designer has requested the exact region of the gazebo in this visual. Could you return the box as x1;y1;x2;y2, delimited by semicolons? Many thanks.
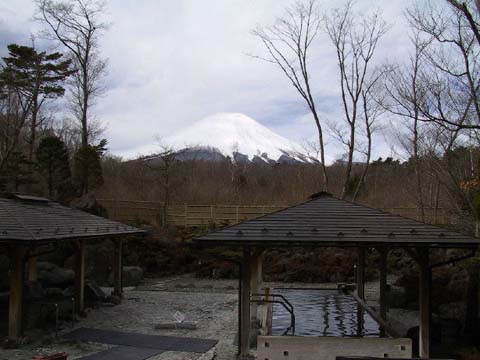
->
194;192;480;359
0;194;144;342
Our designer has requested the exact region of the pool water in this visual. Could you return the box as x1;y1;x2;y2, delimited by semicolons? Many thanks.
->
271;289;381;337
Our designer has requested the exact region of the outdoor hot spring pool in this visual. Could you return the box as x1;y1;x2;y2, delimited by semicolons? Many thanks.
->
271;288;381;337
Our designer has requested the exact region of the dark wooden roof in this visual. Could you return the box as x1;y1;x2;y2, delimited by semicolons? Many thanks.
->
194;193;480;248
0;195;144;244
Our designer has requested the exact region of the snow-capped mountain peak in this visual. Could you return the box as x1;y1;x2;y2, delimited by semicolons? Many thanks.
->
165;113;306;161
125;112;319;163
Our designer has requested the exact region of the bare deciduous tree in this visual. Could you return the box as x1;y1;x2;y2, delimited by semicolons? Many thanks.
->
141;142;179;226
36;0;109;148
252;0;329;190
351;70;385;201
446;0;480;46
325;0;387;199
0;72;34;174
382;33;431;220
406;0;480;131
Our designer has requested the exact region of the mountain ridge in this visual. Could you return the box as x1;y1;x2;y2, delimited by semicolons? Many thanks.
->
127;112;320;164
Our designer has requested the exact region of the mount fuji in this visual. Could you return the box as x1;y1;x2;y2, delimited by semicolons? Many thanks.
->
127;113;321;164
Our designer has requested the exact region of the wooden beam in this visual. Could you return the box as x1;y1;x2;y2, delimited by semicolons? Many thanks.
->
75;240;86;314
351;291;400;338
8;245;26;341
378;248;388;337
113;239;123;298
418;248;430;359
357;247;366;300
240;247;252;359
250;249;263;322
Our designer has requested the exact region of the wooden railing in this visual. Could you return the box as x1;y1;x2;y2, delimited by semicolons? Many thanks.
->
97;199;457;227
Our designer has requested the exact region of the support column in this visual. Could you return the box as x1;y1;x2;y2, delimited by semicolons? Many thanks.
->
250;249;263;321
27;256;38;282
75;240;86;314
418;248;430;359
378;248;388;337
8;245;26;341
240;247;252;359
113;239;123;298
357;247;366;300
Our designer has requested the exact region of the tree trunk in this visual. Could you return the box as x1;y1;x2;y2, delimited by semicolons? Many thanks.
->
342;120;356;200
81;63;89;148
312;108;329;191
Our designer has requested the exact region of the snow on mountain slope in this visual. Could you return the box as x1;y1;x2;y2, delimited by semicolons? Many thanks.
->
166;113;306;161
130;113;319;163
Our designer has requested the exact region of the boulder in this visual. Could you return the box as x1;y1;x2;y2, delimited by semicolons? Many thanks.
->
85;281;107;306
24;281;45;300
123;266;144;286
38;262;75;288
106;294;121;305
386;285;408;308
44;287;64;298
438;301;466;321
64;242;114;286
109;266;144;287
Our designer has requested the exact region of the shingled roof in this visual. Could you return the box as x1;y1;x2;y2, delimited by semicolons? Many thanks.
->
194;192;480;248
0;195;144;244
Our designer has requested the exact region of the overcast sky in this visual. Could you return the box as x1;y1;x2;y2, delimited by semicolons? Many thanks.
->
0;0;420;161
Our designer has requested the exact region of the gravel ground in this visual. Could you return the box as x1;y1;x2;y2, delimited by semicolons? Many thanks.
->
0;274;391;360
0;275;244;360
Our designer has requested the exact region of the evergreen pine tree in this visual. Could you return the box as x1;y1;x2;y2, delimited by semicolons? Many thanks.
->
36;136;71;198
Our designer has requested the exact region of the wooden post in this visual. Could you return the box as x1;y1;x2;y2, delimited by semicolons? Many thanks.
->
378;248;388;337
240;247;252;359
357;247;366;300
75;240;86;314
250;249;263;322
418;248;430;359
8;245;26;341
113;239;123;298
27;256;38;282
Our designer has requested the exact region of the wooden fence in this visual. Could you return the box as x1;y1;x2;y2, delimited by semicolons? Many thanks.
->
98;199;285;227
98;199;457;227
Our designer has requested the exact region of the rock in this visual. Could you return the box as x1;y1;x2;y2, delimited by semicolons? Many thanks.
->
38;262;75;288
106;294;121;305
447;272;468;296
124;265;144;286
109;266;144;287
438;301;466;321
24;281;45;299
85;281;107;305
386;285;408;308
44;287;64;298
65;243;114;286
62;286;75;298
